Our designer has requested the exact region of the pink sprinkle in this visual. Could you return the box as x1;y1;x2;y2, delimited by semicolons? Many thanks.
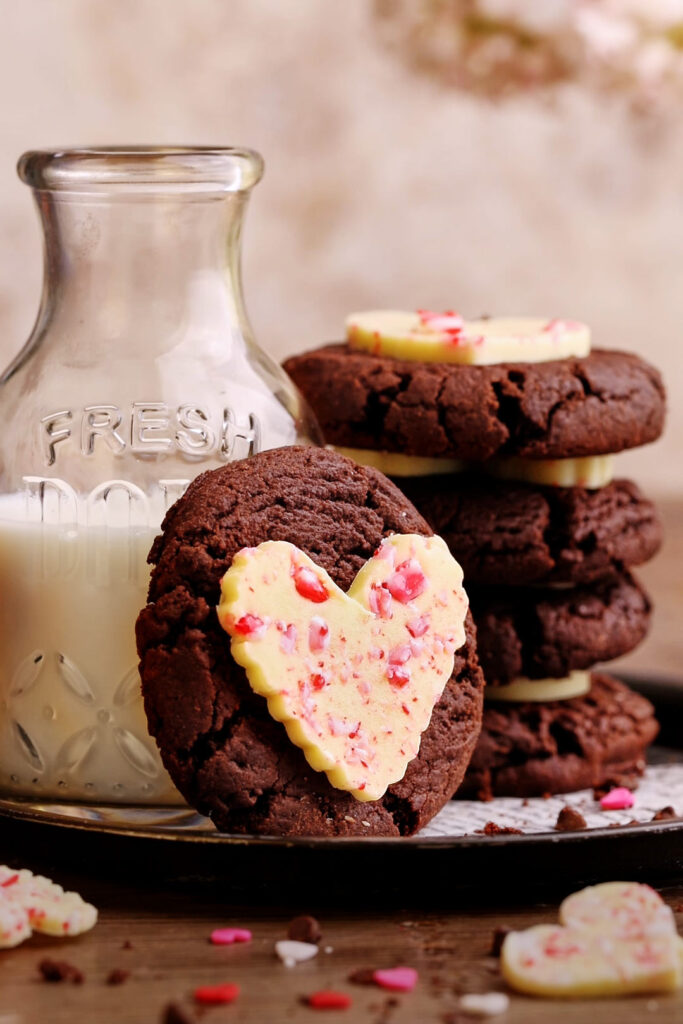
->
210;927;252;945
406;615;430;638
386;560;427;604
369;583;393;619
233;613;266;639
600;787;635;811
309;617;330;653
373;967;418;992
292;565;329;603
280;624;297;654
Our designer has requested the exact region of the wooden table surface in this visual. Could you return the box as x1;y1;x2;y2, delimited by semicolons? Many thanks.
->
1;499;682;1024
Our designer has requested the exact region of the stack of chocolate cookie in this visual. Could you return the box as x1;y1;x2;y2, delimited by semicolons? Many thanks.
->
284;312;666;800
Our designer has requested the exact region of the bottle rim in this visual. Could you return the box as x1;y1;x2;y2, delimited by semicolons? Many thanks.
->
17;146;264;193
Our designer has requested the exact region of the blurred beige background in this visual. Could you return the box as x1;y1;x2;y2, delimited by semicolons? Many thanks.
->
0;0;680;496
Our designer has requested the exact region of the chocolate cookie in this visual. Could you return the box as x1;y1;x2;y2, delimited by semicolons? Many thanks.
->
399;475;661;587
469;571;651;685
136;446;484;837
283;345;665;461
458;673;658;800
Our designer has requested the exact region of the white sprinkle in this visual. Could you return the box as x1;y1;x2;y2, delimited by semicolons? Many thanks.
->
362;820;371;827
459;992;510;1017
344;815;355;824
324;945;334;954
275;940;319;967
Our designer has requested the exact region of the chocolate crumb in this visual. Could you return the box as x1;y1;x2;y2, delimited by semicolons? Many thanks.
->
38;958;84;984
489;926;511;957
348;967;376;985
287;914;322;944
122;940;133;950
653;806;677;821
554;806;587;832
162;1003;196;1024
107;968;130;985
476;821;523;836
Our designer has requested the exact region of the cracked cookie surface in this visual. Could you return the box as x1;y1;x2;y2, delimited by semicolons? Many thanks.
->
400;475;661;587
458;673;658;800
136;446;484;836
283;346;665;461
469;571;651;685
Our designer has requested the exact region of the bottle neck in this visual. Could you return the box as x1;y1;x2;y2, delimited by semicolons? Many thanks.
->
31;189;251;358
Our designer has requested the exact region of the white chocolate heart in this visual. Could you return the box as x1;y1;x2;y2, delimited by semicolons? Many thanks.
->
0;865;97;940
346;311;590;366
502;882;683;998
217;535;468;801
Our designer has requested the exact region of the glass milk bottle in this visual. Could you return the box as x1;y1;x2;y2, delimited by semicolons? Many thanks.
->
0;147;319;813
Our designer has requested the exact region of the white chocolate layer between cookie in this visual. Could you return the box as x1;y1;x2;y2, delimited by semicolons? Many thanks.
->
346;311;590;366
218;535;468;802
333;446;615;489
485;672;591;703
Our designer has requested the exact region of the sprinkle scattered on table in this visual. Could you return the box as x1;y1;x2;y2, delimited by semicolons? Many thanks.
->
193;982;240;1005
209;926;252;945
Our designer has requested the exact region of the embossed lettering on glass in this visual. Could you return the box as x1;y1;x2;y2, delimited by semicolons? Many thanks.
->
0;147;320;815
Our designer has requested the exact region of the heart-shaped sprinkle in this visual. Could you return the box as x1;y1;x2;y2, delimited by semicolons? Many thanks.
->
599;787;635;811
218;534;467;802
502;882;683;997
372;966;419;992
210;927;252;945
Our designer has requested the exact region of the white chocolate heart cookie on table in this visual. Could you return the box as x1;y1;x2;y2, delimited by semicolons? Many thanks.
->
502;882;683;997
136;446;485;837
0;865;97;949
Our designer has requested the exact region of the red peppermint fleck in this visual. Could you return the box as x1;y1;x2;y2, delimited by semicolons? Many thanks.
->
387;664;411;688
309;617;330;653
406;615;429;638
311;673;327;691
233;614;265;638
388;644;411;666
1;874;19;887
386;560;427;604
194;983;240;1005
210;927;252;945
307;990;352;1010
369;583;393;619
293;565;329;603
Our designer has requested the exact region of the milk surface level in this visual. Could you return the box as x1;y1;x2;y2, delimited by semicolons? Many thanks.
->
0;499;183;804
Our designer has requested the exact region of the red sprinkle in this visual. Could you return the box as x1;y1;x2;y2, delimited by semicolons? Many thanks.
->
194;983;240;1005
600;787;635;811
210;927;252;945
293;565;329;603
307;990;352;1010
233;614;265;638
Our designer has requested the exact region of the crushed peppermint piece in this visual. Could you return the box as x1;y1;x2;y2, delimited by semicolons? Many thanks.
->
307;990;352;1009
293;565;328;603
193;982;240;1005
275;939;319;967
459;992;510;1017
372;966;418;992
600;787;635;811
210;927;252;945
386;560;427;604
